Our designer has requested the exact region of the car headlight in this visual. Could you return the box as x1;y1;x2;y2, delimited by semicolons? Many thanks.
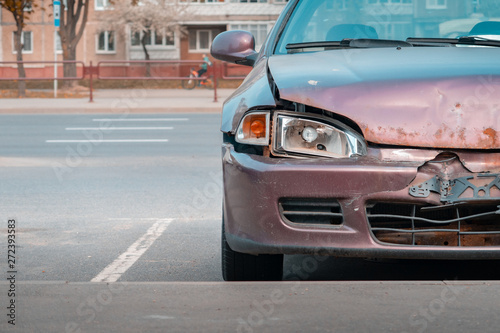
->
272;112;367;158
235;112;270;146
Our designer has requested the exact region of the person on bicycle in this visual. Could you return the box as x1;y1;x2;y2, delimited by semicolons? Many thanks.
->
197;54;212;78
182;55;214;89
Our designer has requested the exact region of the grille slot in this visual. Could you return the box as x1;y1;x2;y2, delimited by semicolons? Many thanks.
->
367;202;500;246
280;198;343;225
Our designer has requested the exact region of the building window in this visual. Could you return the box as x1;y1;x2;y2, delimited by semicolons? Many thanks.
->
131;30;175;47
426;0;446;9
370;21;413;40
273;0;289;3
189;29;220;52
230;0;267;3
230;24;268;50
179;0;224;3
55;31;62;54
12;31;33;54
131;31;141;46
368;0;412;3
330;0;346;9
95;0;111;10
97;31;115;53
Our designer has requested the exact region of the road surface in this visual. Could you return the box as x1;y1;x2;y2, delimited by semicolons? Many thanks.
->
1;113;500;332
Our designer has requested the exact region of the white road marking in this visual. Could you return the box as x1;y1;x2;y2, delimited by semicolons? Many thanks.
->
91;219;173;283
65;127;174;131
107;218;173;221
143;315;176;320
92;118;189;122
46;139;169;143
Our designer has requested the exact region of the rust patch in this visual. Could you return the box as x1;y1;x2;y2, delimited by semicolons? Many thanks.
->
458;128;466;143
483;128;498;146
435;129;443;140
361;122;499;149
451;103;462;112
395;127;417;139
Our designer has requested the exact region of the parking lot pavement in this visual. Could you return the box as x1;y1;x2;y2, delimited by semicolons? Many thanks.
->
0;89;235;114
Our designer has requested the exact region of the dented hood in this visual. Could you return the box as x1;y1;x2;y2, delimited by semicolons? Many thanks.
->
269;47;500;149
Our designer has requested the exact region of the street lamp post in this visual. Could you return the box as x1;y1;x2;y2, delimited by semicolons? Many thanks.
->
54;0;60;98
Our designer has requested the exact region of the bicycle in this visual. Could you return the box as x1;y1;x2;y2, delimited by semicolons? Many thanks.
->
182;68;216;90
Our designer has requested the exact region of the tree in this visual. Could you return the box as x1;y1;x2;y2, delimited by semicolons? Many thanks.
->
59;0;89;88
99;0;191;76
0;0;38;97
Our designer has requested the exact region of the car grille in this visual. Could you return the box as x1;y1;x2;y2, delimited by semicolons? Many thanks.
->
367;202;500;246
279;198;343;225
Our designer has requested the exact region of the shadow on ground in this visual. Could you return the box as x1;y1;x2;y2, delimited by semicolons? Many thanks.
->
283;255;500;281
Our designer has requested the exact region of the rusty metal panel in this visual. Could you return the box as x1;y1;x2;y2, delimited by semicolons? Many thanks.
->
268;47;500;149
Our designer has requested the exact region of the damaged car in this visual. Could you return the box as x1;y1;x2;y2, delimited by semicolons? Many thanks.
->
211;0;500;281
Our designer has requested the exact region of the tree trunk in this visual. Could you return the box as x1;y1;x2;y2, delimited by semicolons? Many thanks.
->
14;28;26;98
59;0;90;88
62;45;77;89
141;33;151;77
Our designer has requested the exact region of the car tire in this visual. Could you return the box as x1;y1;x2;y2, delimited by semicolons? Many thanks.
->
222;217;284;281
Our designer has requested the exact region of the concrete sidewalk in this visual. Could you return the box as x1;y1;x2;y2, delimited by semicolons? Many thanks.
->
1;280;499;333
0;88;235;114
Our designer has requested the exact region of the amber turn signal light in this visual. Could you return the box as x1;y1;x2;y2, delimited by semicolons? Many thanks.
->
236;112;270;146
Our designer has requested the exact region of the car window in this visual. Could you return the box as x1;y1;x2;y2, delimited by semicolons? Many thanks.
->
275;0;500;54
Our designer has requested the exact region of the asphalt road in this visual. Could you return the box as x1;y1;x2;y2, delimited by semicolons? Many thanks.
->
0;113;223;283
2;113;500;332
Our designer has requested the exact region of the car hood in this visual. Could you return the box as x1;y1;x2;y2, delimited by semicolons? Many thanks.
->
268;47;500;149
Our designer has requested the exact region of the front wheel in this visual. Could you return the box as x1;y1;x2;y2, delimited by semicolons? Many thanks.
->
182;75;196;90
222;217;284;281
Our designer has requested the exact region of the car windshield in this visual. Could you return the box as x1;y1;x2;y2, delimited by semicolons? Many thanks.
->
275;0;500;54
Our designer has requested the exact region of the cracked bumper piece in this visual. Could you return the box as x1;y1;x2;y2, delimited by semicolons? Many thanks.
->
222;144;500;259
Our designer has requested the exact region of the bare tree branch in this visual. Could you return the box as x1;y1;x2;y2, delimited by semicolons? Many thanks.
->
98;0;192;65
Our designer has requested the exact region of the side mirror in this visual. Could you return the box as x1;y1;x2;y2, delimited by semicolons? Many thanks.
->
210;30;258;67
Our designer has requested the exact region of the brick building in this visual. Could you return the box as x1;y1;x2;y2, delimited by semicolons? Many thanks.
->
0;0;288;78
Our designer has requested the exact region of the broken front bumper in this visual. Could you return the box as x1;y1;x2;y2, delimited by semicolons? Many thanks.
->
222;143;500;259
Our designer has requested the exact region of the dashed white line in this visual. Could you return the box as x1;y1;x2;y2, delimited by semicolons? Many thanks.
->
91;219;173;283
92;118;189;122
46;139;169;143
107;218;172;221
65;127;174;131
